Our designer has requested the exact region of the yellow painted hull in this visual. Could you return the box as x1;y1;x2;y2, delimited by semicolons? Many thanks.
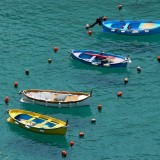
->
7;109;68;135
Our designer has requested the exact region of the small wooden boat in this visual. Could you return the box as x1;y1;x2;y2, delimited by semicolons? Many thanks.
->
20;89;92;108
69;49;131;68
7;109;68;135
102;20;160;35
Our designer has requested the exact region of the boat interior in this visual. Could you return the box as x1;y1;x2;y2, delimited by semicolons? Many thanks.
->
15;114;57;128
110;22;158;30
26;92;87;102
79;52;124;63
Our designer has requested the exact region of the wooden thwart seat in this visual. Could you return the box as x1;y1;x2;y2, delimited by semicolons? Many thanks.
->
141;23;155;29
50;94;58;101
64;95;79;102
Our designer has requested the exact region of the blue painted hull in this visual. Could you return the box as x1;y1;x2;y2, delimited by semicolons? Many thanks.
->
69;50;131;68
102;20;160;36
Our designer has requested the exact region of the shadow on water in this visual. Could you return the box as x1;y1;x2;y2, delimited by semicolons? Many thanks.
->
7;122;68;148
97;31;160;43
20;102;92;118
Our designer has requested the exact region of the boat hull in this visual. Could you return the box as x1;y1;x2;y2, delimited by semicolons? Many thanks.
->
102;20;160;36
20;89;91;108
7;109;68;135
21;96;90;107
69;49;131;68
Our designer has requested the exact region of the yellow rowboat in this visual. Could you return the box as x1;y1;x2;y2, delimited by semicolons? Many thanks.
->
7;109;68;135
20;89;92;108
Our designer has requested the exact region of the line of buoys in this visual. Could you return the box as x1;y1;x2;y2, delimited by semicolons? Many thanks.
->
70;141;74;147
14;82;18;88
137;66;141;73
117;91;122;97
79;132;84;137
124;78;129;85
157;56;160;62
62;150;67;157
48;59;52;63
25;69;30;75
53;46;58;53
88;30;92;35
97;104;102;111
5;96;9;104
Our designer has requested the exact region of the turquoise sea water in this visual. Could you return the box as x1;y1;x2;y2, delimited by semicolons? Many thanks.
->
0;0;160;159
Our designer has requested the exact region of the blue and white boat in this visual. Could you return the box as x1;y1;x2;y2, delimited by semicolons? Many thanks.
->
69;49;131;68
102;20;160;35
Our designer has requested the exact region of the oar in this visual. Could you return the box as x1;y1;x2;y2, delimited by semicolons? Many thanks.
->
86;16;104;30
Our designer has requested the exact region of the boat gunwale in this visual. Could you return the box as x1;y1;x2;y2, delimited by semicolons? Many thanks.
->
102;20;160;32
8;109;67;128
22;89;92;104
70;50;131;65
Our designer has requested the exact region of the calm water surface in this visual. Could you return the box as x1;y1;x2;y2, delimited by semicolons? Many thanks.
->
0;0;160;160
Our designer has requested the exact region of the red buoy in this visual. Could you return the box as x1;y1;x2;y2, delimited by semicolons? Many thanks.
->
124;78;129;85
117;92;122;97
88;30;92;35
14;82;18;88
70;141;74;147
62;150;67;157
53;47;58;53
25;69;29;75
137;66;141;73
79;132;84;137
98;104;102;111
157;56;160;62
103;16;107;21
5;96;9;104
118;4;122;10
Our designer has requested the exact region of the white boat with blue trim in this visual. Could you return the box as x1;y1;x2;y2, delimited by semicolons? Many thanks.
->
20;89;92;108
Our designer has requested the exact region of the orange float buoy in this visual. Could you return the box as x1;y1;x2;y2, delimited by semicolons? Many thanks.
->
124;78;129;85
91;118;96;123
70;141;74;147
88;30;92;35
62;150;67;157
118;4;122;10
137;66;141;73
53;46;58;52
103;16;107;21
25;69;29;75
79;132;84;137
157;56;160;62
48;58;52;63
14;82;18;88
98;104;102;111
117;91;122;97
5;96;9;104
